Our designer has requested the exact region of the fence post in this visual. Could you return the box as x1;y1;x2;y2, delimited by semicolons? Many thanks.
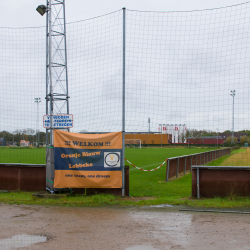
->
166;159;170;182
177;158;179;178
184;156;186;175
121;7;126;197
190;155;193;172
197;167;200;199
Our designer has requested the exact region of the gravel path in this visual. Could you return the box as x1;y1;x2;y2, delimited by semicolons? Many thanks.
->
0;204;250;250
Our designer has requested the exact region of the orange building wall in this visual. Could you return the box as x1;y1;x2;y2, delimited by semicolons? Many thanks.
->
125;134;170;145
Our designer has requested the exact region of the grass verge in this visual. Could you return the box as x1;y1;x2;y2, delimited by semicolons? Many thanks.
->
1;173;250;208
206;148;248;166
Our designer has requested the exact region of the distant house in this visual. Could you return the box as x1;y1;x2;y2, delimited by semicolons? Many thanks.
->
187;136;223;145
20;140;29;147
219;132;248;143
0;138;6;146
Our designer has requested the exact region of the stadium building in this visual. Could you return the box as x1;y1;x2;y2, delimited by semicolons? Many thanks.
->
158;124;187;143
125;133;172;145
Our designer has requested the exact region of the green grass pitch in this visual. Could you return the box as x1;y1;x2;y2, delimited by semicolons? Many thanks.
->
0;147;46;164
0;146;214;166
125;147;215;197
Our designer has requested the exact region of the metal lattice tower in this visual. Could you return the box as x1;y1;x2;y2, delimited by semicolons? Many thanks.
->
46;0;69;145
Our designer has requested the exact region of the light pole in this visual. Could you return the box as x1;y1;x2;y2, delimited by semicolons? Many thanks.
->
159;124;162;147
34;98;41;146
230;90;236;144
148;118;150;148
13;131;15;145
216;128;218;147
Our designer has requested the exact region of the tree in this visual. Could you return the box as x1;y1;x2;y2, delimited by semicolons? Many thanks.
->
225;136;237;145
240;136;248;144
179;132;186;143
26;128;35;135
238;130;250;137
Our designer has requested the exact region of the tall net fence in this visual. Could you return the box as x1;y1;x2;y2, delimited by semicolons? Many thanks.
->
67;10;123;133
1;3;250;163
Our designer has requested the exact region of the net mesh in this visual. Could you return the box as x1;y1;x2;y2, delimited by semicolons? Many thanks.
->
125;6;250;133
67;11;123;133
0;3;250;163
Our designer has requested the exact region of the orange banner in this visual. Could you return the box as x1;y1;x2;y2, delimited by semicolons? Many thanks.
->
54;170;122;188
53;130;123;188
54;130;122;149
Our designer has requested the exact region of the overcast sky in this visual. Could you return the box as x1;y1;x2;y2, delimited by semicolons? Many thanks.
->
1;1;250;136
0;0;249;27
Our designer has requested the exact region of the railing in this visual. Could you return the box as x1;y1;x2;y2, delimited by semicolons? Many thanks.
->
166;148;231;182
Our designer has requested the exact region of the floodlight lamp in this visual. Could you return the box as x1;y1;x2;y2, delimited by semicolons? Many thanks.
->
36;5;47;16
34;97;41;103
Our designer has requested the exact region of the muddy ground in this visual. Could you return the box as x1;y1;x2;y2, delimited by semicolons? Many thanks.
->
0;203;250;250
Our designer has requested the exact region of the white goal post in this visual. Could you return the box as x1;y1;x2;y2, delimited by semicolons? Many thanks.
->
125;139;142;149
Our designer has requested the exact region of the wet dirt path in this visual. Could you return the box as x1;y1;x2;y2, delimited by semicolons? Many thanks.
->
0;203;250;249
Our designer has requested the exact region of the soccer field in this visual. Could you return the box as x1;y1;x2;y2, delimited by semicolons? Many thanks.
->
0;146;215;197
0;146;214;165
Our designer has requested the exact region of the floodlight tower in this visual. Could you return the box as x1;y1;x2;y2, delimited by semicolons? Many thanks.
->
37;0;70;146
37;0;69;193
230;90;236;144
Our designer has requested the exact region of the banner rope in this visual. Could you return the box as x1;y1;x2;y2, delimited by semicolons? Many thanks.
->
46;178;54;184
124;158;168;172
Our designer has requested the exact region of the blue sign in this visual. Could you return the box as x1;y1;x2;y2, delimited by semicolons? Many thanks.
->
43;114;73;128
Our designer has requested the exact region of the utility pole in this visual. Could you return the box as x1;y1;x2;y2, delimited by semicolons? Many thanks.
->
230;90;236;144
159;124;162;147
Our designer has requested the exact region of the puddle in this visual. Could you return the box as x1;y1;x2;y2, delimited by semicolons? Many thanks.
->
0;234;47;250
126;246;160;250
131;211;192;247
149;204;174;208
